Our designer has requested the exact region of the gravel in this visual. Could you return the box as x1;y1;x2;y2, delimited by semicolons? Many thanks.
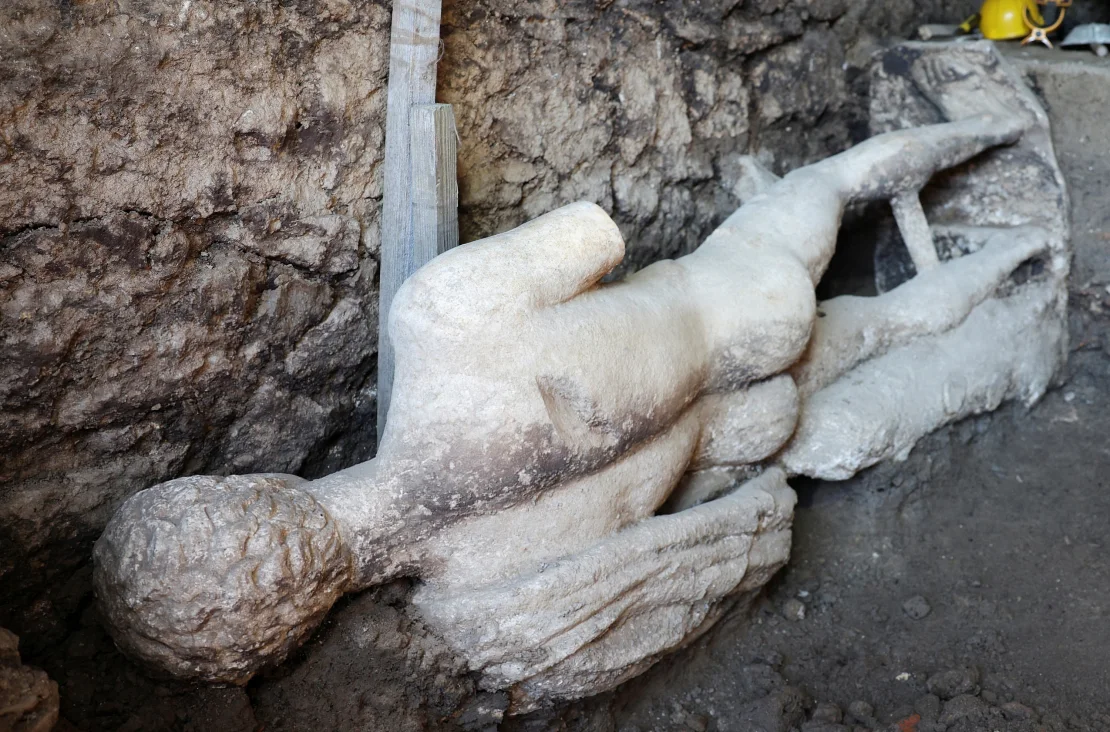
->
901;595;932;620
782;598;807;621
925;667;981;700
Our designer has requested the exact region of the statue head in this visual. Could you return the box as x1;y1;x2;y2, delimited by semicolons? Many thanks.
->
93;474;353;682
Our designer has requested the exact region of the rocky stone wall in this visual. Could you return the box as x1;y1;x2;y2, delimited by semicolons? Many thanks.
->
1;0;960;633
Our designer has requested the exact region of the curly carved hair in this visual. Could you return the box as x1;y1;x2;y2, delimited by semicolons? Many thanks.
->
94;474;353;683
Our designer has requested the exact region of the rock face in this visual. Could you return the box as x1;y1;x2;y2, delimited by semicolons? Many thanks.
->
440;0;905;271
0;628;59;732
0;0;971;646
1;0;387;632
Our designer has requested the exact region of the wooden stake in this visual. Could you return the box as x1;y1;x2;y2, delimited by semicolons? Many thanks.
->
410;104;459;264
377;0;446;445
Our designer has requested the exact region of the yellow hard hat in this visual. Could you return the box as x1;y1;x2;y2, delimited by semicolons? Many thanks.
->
979;0;1044;40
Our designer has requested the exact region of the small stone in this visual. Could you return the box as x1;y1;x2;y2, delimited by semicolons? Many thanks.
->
981;671;1017;699
846;700;875;725
886;716;924;732
902;595;931;619
457;691;510;729
681;713;710;732
966;628;1004;653
1040;711;1067;729
1001;701;1035;721
0;627;20;666
938;694;989;725
914;693;942;720
753;649;784;667
926;667;980;700
782;598;806;621
812;702;843;723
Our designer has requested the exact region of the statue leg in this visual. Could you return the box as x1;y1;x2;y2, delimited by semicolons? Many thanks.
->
780;280;1062;479
694;114;1026;287
412;468;795;712
791;225;1052;397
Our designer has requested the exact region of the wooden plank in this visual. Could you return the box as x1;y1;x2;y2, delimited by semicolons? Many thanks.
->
377;0;444;445
410;103;459;263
